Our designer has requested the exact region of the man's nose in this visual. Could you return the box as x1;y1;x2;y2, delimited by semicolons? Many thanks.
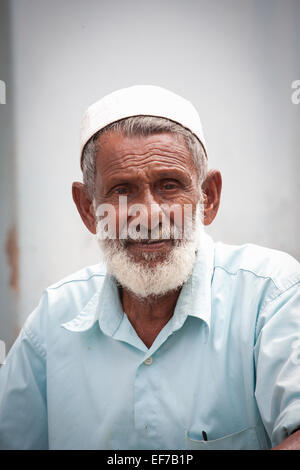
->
129;188;163;229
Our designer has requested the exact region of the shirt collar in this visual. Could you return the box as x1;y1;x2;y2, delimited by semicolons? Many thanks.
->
61;231;215;335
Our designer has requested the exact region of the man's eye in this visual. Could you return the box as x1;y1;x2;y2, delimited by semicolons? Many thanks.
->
115;187;129;195
163;182;178;190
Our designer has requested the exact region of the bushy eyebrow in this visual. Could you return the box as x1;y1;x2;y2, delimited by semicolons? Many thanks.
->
150;169;192;184
103;168;192;192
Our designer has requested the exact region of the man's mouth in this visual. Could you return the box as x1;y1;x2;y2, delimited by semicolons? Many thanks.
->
125;239;173;252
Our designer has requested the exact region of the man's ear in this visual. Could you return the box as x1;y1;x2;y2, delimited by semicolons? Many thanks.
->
72;182;97;234
201;170;222;226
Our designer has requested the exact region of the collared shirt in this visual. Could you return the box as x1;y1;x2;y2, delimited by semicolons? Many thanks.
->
0;233;300;450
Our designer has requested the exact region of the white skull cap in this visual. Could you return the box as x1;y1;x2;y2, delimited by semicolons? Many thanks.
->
80;85;207;169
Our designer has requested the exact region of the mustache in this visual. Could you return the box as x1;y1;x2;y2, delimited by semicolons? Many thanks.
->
120;223;182;242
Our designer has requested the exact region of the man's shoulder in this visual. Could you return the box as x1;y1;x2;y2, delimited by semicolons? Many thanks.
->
47;263;107;291
45;263;108;318
213;240;300;293
23;263;108;335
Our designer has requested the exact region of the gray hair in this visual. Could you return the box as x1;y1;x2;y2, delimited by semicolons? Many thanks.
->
81;116;208;200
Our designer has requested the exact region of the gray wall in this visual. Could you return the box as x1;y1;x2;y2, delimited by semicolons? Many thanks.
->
1;0;299;348
0;0;18;352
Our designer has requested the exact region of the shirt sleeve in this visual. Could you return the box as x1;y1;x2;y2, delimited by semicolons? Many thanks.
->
0;317;48;449
254;281;300;447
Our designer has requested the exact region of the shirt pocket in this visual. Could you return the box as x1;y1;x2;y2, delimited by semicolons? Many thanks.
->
185;425;263;450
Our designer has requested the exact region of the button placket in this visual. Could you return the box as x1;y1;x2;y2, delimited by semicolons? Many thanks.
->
134;354;159;446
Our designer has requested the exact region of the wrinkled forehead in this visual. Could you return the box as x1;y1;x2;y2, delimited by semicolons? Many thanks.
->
94;131;198;180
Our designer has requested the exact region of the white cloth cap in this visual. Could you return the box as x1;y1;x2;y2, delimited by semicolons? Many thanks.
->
80;85;207;168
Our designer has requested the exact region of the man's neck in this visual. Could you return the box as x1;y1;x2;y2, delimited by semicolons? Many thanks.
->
121;287;181;349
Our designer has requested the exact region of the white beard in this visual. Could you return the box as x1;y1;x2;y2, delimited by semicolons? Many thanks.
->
95;205;204;299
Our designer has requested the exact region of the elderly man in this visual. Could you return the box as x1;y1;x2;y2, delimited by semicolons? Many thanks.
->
0;86;299;450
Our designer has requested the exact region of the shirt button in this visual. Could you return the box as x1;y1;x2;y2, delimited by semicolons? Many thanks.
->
144;357;153;365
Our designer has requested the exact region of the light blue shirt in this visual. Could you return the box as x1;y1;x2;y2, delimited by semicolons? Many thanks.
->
0;233;300;450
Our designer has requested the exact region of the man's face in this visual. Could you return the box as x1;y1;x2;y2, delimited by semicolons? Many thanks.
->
73;129;221;297
93;131;201;265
